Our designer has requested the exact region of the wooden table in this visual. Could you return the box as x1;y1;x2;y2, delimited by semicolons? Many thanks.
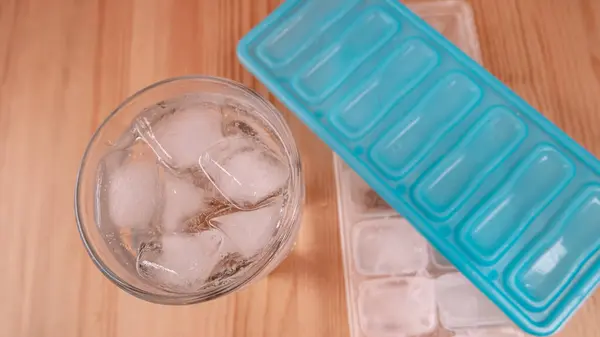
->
1;0;600;336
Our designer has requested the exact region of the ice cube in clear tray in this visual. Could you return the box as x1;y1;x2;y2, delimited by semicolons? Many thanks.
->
97;144;162;230
345;169;394;214
137;231;223;292
161;172;211;233
453;327;525;337
435;273;509;330
430;247;455;271
358;277;437;337
427;15;459;46
352;218;429;276
210;199;283;258
135;100;224;170
200;137;289;209
410;0;481;63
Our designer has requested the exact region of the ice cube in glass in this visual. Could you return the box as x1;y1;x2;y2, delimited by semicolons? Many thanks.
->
135;99;224;171
200;136;289;209
137;231;224;292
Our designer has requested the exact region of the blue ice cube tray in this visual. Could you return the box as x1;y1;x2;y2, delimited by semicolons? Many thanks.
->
237;0;600;335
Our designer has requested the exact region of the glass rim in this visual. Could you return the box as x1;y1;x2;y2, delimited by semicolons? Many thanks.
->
75;75;303;304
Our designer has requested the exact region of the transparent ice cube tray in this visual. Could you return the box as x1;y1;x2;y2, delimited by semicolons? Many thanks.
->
334;164;526;337
237;0;600;335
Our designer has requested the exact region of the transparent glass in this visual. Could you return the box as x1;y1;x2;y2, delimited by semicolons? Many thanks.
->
75;76;304;304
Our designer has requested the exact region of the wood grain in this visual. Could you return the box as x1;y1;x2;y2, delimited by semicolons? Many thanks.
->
0;0;599;336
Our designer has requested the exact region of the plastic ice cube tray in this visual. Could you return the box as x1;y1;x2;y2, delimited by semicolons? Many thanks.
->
334;2;524;337
237;0;600;335
333;2;525;337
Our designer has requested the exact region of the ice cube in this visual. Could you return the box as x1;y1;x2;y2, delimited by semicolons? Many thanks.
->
221;100;282;154
136;101;224;170
137;231;223;292
358;277;437;337
428;16;457;41
104;158;161;229
453;327;525;337
161;173;210;233
431;247;455;271
200;137;289;209
421;330;454;337
352;218;429;276
221;100;262;138
96;149;126;230
346;170;394;214
210;199;283;258
435;273;509;330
